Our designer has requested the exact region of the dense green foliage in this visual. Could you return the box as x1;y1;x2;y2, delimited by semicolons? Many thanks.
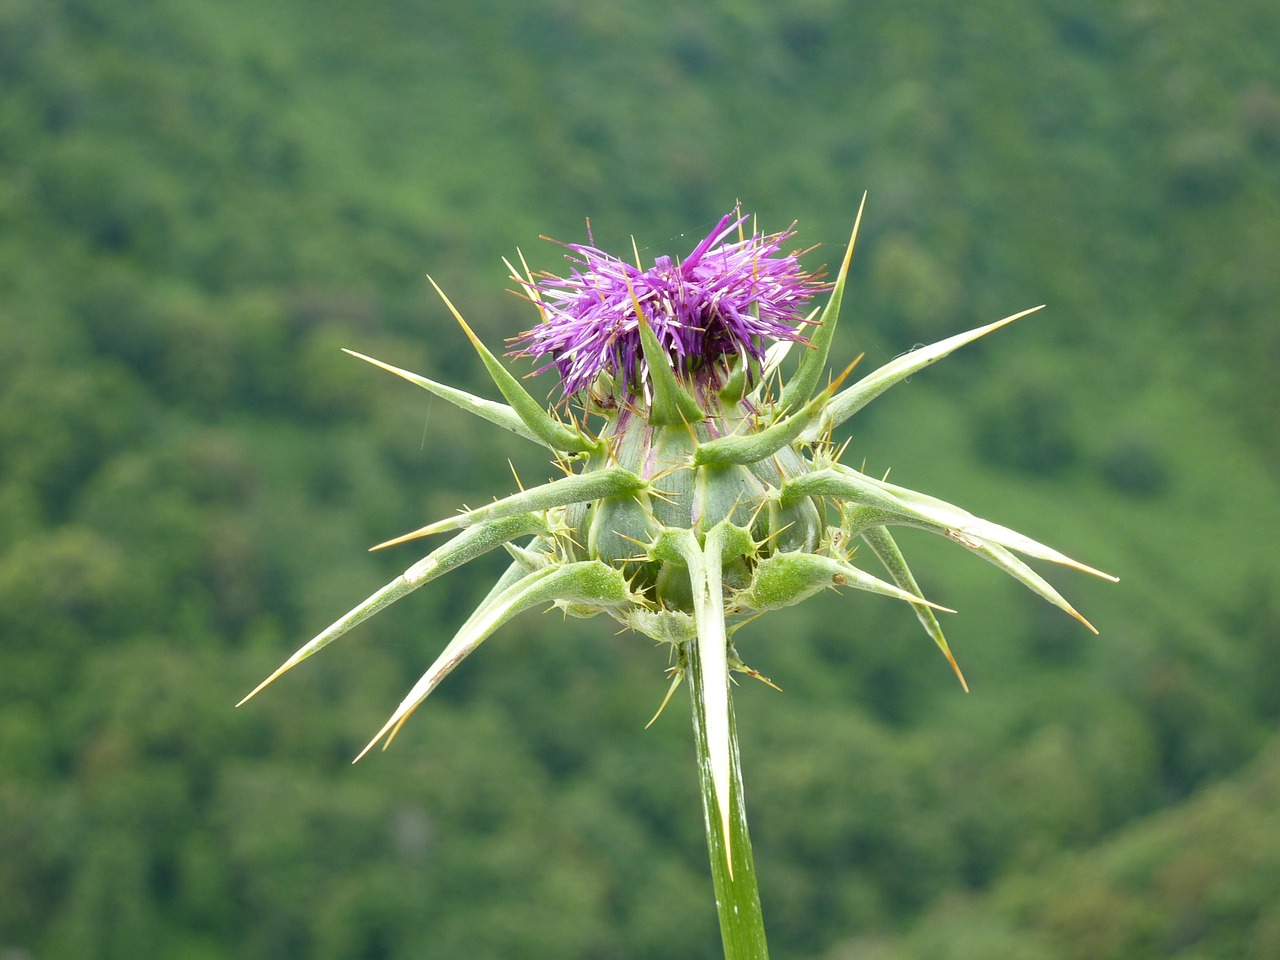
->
2;0;1278;956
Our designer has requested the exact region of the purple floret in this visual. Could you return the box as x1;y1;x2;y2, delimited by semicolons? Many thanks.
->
514;208;821;399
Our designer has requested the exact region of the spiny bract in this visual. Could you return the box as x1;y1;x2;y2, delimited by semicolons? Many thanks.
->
239;198;1116;848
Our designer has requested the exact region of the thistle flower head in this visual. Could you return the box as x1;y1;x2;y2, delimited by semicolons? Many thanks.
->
514;207;822;400
240;198;1116;874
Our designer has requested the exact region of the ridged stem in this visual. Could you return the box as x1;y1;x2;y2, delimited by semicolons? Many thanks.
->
685;638;769;960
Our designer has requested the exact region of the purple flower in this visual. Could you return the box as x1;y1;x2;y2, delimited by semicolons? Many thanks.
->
514;208;823;399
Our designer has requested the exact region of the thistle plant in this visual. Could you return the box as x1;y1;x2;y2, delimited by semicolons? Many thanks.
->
240;198;1114;959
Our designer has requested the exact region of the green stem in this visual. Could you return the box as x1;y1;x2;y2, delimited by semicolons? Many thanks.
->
685;639;770;960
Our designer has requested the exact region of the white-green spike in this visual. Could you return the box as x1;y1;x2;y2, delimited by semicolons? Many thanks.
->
861;524;968;690
343;348;547;447
970;540;1098;633
429;276;601;454
669;524;735;874
372;467;646;548
237;515;547;707
862;471;1118;581
779;191;866;411
355;560;636;760
802;305;1045;442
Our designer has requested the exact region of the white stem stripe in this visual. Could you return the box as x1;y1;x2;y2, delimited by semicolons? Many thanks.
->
675;525;734;874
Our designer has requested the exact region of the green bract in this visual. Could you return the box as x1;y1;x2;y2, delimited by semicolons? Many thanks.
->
240;198;1116;878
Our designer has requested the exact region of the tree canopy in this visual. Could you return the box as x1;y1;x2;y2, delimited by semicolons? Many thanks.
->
2;1;1279;957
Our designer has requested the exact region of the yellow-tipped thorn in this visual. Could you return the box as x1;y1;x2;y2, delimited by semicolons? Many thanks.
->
1074;563;1120;584
369;522;445;552
941;645;970;693
846;191;867;265
727;610;767;636
353;699;423;763
516;248;538;290
758;519;795;551
995;303;1045;331
428;275;481;343
646;486;678;506
353;720;395;764
508;459;526;492
825;354;864;395
645;669;685;729
236;658;299;707
1067;605;1100;635
342;348;421;383
384;707;419;747
741;667;782;692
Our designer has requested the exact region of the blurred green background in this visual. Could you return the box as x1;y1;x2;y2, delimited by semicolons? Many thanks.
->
3;0;1279;957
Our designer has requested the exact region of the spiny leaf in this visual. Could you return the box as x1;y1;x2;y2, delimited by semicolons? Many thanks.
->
780;191;866;411
372;467;646;548
802;304;1044;441
695;359;859;467
970;540;1099;633
237;516;547;707
861;525;968;691
792;465;1118;584
628;286;707;425
343;349;545;447
864;470;1118;581
781;466;913;515
738;550;955;613
429;276;599;454
355;560;635;760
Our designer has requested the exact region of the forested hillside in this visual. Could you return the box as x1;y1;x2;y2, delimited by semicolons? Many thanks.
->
2;1;1279;957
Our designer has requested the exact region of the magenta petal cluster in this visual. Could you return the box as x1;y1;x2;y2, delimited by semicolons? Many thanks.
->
515;208;822;398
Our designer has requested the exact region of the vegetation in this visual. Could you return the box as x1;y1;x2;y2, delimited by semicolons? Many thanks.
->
2;0;1278;956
